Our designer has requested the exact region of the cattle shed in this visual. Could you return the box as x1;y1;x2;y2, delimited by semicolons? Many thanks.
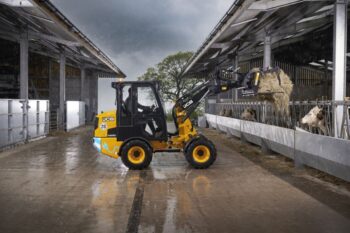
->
185;1;350;182
0;0;125;148
0;1;350;232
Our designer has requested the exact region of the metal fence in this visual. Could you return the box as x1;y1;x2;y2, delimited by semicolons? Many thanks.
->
49;108;59;131
206;113;350;182
209;100;350;139
0;99;49;149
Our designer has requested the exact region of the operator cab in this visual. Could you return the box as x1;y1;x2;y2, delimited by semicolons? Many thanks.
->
112;81;168;141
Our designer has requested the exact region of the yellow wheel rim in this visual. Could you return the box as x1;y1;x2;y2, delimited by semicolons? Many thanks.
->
192;145;210;163
127;146;146;164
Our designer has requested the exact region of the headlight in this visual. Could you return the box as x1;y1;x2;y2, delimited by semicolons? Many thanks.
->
93;137;101;152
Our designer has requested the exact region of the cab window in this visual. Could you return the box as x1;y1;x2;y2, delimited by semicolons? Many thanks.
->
121;84;132;115
136;86;158;113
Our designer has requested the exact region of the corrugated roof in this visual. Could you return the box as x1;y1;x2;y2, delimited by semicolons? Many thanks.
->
184;0;345;76
0;0;126;78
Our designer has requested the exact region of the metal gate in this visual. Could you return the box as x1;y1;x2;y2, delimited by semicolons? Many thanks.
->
0;99;49;149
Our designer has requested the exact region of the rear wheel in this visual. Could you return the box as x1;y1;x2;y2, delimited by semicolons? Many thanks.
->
185;138;216;169
121;140;153;170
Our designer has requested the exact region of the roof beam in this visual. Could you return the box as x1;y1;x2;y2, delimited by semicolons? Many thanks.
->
237;34;310;57
84;64;115;74
29;31;81;47
248;0;331;11
0;0;33;7
211;41;235;49
271;15;332;37
0;26;81;47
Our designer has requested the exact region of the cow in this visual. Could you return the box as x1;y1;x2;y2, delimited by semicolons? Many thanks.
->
241;108;257;121
301;106;327;135
219;108;226;116
224;109;233;117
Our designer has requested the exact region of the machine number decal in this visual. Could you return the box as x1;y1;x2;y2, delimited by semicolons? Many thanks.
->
100;123;107;130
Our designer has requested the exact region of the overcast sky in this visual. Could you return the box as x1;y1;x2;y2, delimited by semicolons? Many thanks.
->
51;0;233;111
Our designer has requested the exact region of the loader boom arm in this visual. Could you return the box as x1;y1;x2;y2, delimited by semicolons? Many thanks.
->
173;69;257;123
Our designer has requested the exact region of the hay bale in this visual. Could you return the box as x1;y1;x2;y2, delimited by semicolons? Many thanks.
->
255;68;293;115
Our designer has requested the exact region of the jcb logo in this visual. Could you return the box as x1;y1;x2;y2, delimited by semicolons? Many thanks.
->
183;100;193;108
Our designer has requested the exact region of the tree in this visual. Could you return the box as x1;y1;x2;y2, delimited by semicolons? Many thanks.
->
138;51;203;103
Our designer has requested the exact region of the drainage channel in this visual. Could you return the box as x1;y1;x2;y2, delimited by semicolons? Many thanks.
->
126;170;147;233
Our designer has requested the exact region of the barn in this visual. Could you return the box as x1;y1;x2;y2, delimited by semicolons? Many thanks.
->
0;1;350;232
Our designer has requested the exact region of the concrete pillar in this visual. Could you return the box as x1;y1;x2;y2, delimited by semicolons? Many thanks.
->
263;35;271;70
19;30;29;100
59;53;66;130
80;66;86;101
332;0;348;137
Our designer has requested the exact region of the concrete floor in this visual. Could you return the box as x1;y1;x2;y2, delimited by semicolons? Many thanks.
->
0;127;350;233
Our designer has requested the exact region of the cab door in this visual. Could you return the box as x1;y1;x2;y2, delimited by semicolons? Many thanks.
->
133;83;167;141
116;82;167;141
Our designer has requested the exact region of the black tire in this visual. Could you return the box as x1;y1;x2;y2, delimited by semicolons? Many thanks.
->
185;138;217;169
121;140;153;170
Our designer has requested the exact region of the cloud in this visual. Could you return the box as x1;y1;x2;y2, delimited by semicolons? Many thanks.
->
52;0;232;78
51;0;232;111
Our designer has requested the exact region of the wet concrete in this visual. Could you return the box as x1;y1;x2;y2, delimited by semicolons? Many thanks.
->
0;127;349;233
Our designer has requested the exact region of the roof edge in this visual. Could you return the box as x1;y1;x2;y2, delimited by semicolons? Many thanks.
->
183;0;246;75
31;0;126;78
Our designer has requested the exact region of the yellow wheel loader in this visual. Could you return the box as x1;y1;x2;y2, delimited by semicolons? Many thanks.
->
93;68;260;169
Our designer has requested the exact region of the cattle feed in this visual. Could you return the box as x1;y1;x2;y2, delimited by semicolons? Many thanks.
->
253;68;293;115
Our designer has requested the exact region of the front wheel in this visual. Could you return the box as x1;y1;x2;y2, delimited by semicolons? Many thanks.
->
121;140;153;170
185;138;216;169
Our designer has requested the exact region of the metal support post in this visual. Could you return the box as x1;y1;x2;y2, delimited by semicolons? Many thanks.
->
332;0;348;137
59;52;66;130
92;73;98;115
20;30;29;100
324;60;329;99
20;29;29;141
263;35;271;70
8;100;12;144
232;55;239;102
36;100;40;136
48;59;52;102
80;66;86;101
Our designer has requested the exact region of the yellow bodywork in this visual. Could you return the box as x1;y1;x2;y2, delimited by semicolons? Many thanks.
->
169;107;197;149
94;111;122;159
94;110;117;138
93;107;198;160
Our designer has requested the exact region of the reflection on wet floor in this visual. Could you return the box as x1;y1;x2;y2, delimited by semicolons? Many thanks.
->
0;127;349;233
